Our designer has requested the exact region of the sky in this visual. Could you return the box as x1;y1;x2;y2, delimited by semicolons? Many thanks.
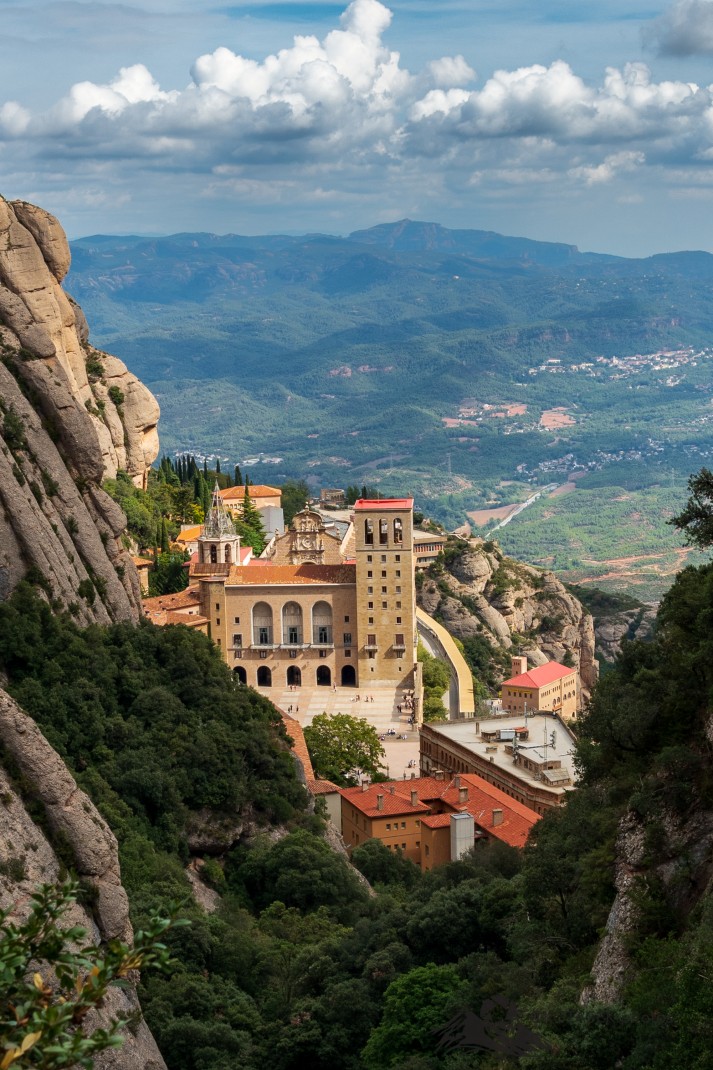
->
3;0;713;255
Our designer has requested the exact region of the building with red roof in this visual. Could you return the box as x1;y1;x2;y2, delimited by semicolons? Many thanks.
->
340;771;540;870
501;655;579;721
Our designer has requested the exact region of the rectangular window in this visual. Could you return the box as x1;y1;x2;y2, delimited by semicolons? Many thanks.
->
395;585;401;593
401;843;406;849
381;554;387;562
345;650;351;657
425;844;430;856
368;570;373;577
382;601;387;609
233;633;242;648
368;617;374;624
344;615;350;622
396;617;402;624
396;601;401;609
319;649;327;658
367;555;372;562
395;633;405;646
215;602;220;611
381;586;387;594
367;634;376;646
381;570;387;578
368;586;373;594
234;616;240;623
401;821;406;828
395;555;401;562
216;618;220;625
368;601;373;609
395;570;401;578
343;632;352;644
386;823;391;830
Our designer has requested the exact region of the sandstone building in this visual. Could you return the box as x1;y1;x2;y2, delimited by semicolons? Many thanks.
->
184;493;419;693
340;772;540;870
501;655;578;720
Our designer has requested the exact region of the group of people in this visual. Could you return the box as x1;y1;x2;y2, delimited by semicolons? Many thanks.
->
351;694;375;703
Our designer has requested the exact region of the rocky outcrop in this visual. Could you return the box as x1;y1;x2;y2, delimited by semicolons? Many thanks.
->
0;689;165;1068
0;196;159;623
420;539;598;699
594;605;657;665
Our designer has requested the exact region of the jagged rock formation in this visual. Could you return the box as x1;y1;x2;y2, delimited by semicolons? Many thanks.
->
419;540;598;698
0;197;159;623
594;605;656;664
0;689;165;1068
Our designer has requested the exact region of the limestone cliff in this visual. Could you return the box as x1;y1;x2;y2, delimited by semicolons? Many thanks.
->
419;538;598;699
0;197;159;623
0;689;165;1069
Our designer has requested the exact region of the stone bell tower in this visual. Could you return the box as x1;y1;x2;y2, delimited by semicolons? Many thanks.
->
198;483;241;566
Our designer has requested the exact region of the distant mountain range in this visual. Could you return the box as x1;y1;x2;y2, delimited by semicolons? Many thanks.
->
66;219;713;595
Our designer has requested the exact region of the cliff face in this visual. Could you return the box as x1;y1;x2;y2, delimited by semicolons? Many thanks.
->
419;540;598;699
0;689;166;1069
0;197;159;623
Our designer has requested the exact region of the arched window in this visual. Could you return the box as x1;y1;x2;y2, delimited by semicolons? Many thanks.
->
393;518;403;543
287;665;301;687
252;603;273;646
316;665;331;687
364;519;374;545
341;664;356;687
225;544;232;563
282;602;303;645
312;601;333;645
379;519;388;545
257;665;272;687
233;666;247;684
210;544;218;563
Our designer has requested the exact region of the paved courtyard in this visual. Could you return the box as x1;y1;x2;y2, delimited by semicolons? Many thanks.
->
259;684;420;780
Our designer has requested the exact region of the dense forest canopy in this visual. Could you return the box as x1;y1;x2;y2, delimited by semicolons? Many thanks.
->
3;517;713;1067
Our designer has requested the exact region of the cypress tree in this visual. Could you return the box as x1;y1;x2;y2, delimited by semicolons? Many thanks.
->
234;465;242;487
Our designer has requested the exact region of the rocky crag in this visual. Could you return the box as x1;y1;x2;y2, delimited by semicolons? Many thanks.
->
419;538;598;698
0;198;164;1062
0;197;159;624
0;689;166;1068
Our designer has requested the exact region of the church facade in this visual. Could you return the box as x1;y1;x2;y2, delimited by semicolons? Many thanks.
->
191;496;418;693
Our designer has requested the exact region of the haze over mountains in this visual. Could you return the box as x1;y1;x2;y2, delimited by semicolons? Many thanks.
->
66;219;713;597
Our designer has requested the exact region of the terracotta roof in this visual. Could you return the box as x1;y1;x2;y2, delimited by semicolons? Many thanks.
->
420;813;453;829
341;773;539;848
175;525;202;543
132;555;153;567
308;778;341;795
143;587;201;613
340;783;431;818
280;712;315;780
226;563;355;586
502;661;576;689
219;485;281;500
354;498;413;510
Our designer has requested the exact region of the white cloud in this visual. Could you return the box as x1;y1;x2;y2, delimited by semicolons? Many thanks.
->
646;0;713;56
3;0;713;249
0;101;30;136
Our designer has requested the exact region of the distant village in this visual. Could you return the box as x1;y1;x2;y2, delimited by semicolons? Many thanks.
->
139;481;583;871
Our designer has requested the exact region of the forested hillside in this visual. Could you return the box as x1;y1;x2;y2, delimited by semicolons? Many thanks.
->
3;546;713;1068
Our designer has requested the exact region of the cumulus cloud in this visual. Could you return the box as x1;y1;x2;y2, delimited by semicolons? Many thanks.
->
3;0;713;236
645;0;713;56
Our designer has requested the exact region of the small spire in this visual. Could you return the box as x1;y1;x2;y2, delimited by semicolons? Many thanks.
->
204;481;236;538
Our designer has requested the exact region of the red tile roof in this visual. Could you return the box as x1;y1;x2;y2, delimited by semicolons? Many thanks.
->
226;563;355;586
354;498;413;510
280;711;315;780
340;773;539;848
502;661;576;689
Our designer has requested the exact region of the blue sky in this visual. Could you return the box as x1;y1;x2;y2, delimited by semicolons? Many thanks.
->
3;0;713;255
